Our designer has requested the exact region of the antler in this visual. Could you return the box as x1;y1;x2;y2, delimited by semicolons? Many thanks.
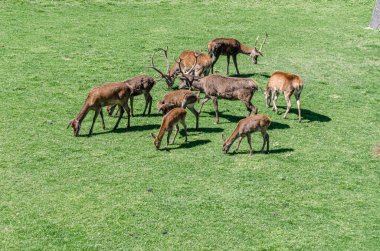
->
147;50;167;79
254;35;259;47
259;32;268;52
161;47;170;74
176;51;199;75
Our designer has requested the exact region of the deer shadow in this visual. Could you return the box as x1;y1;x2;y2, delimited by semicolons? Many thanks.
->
230;72;271;79
203;111;243;123
227;148;294;155
187;127;224;134
78;124;160;137
276;106;331;123
160;139;211;151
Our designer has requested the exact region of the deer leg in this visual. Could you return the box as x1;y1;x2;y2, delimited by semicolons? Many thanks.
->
295;93;301;122
211;96;219;124
166;128;173;147
260;131;267;153
234;136;244;153
171;124;179;144
198;96;211;114
180;118;188;142
130;96;134;117
147;93;153;115
211;54;220;74
265;133;270;154
187;105;199;129
113;104;124;130
89;108;100;136
100;108;106;129
272;92;279;113
283;92;293;119
247;133;253;155
244;100;258;116
226;54;230;75
232;55;240;75
122;101;131;128
107;104;116;116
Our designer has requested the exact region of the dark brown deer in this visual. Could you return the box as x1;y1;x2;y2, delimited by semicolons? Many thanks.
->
148;48;212;88
157;90;200;129
67;81;131;136
179;74;258;124
222;114;271;155
208;33;268;75
262;71;304;122
106;75;155;117
151;108;188;150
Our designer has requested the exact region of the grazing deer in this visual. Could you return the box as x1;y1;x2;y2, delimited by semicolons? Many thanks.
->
67;81;131;136
208;33;268;75
148;48;212;88
262;71;304;122
222;114;271;155
179;74;258;124
157;90;200;129
106;75;155;117
151;108;188;150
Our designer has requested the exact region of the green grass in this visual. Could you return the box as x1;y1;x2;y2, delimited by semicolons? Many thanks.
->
1;0;379;249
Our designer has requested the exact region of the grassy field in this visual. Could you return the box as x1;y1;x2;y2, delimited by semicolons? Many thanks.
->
1;0;379;249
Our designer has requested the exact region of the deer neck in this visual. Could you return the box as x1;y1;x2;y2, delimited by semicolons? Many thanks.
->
191;79;203;91
156;122;168;142
76;103;90;125
226;127;241;146
239;44;254;55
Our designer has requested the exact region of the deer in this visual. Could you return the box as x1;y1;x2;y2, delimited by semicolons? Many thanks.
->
157;90;200;129
148;48;212;88
106;75;155;117
208;33;268;75
178;73;259;124
151;108;188;150
222;114;271;155
67;81;131;137
261;71;304;122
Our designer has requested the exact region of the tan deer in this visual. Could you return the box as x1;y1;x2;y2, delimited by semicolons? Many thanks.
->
222;114;271;155
106;75;155;117
157;90;200;129
208;33;268;75
151;108;188;150
67;81;131;136
262;71;304;122
148;48;212;88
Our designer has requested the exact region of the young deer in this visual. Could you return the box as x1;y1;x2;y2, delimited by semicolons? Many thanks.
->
67;81;131;136
157;90;200;129
151;108;188;150
179;74;258;124
106;75;155;117
222;114;271;155
208;33;268;75
262;71;304;122
148;48;212;88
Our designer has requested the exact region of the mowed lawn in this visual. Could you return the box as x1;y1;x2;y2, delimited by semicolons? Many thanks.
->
1;0;379;249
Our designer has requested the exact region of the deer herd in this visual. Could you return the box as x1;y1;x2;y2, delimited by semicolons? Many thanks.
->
68;33;305;155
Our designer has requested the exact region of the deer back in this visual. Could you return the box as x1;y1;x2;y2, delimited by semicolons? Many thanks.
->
267;71;303;93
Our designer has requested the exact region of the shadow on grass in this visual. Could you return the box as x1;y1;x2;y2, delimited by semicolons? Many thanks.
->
78;124;160;137
159;139;211;151
230;72;271;79
269;121;290;130
226;148;294;155
276;106;331;122
203;111;243;123
187;127;224;133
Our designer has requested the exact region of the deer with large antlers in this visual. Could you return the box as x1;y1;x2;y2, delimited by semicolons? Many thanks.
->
67;81;131;137
151;108;188;150
179;73;259;124
262;71;304;122
106;75;155;117
208;33;268;75
148;48;212;88
222;114;271;155
157;90;200;129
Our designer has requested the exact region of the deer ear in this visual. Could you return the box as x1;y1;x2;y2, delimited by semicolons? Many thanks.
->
151;133;156;139
221;134;226;143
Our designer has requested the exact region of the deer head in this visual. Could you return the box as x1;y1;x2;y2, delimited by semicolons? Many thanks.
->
250;32;268;64
67;119;81;137
221;134;232;154
177;52;200;89
151;133;161;150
